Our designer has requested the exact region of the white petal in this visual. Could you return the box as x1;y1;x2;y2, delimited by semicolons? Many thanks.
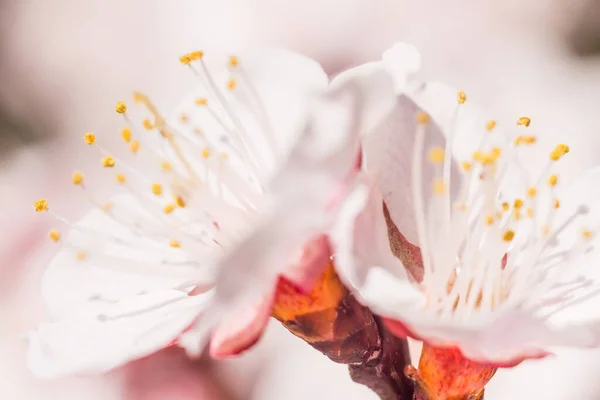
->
201;82;370;335
170;48;329;180
538;166;600;332
332;180;409;290
330;61;397;135
42;194;214;319
27;290;209;378
381;42;422;92
363;95;460;245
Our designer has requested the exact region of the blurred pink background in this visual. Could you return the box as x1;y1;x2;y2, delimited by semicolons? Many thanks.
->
2;0;600;399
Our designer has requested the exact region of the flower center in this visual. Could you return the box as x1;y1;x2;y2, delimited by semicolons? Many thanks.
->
410;92;594;320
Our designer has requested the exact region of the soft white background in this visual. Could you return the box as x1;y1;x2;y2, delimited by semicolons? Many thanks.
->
2;0;600;399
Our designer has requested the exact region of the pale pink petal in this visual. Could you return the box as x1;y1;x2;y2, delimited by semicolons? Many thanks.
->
41;194;212;320
171;48;329;180
209;291;274;359
332;181;410;289
281;233;333;292
27;290;208;378
363;94;460;245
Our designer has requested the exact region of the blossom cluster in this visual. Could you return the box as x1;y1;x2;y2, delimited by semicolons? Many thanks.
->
27;43;600;398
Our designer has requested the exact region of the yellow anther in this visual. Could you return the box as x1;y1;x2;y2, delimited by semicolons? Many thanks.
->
229;55;239;68
502;202;510;212
457;91;467;104
486;120;496;132
227;78;237;91
550;144;570;161
527;187;537;197
201;147;211;159
151;183;163;196
474;151;495;166
553;199;560;209
517;117;531;127
514;199;523;209
582;229;594;240
83;132;96;145
34;199;48;212
548;174;558;187
428;147;445;164
461;161;472;171
169;239;181;248
175;196;186;208
180;54;192;65
133;93;145;103
514;210;521;221
72;171;84;185
432;179;446;195
515;135;537;146
195;97;208;106
115;101;127;114
48;229;61;243
220;152;229;159
121;127;132;142
527;208;535;218
161;161;172;171
543;224;551;236
485;215;494;225
416;112;430;124
101;155;116;168
163;203;175;214
129;140;140;153
503;230;515;242
102;202;113;212
179;114;189;123
142;119;154;130
491;147;502;159
190;51;204;60
75;251;88;261
116;173;126;184
193;128;203;135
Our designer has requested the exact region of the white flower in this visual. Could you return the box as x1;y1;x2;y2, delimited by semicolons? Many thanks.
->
334;43;600;366
27;49;397;378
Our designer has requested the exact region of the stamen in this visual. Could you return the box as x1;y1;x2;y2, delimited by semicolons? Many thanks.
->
121;127;132;142
101;155;116;168
428;147;445;164
48;229;61;243
84;132;96;145
516;117;531;127
115;101;127;114
486;120;496;132
142;119;154;131
72;172;84;185
169;239;181;248
161;161;172;172
163;203;175;214
34;199;48;212
151;183;163;196
503;230;515;242
228;55;239;68
129;140;140;153
548;174;559;186
116;173;127;184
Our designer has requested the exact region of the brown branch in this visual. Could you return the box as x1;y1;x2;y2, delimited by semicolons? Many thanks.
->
272;262;413;399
